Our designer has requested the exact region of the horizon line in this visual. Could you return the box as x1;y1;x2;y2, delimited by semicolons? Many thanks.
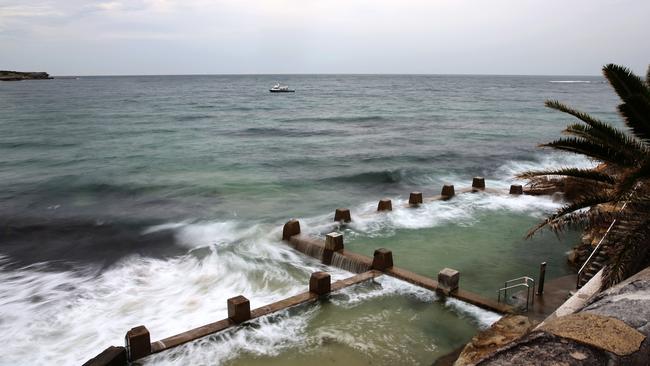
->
50;72;604;78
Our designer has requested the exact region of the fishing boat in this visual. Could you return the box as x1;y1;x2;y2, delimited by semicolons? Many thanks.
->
269;83;295;93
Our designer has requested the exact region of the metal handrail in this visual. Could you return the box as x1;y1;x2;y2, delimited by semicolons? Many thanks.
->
498;276;535;311
504;276;533;287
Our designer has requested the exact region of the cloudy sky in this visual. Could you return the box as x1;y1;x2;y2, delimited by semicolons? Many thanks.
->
1;0;649;75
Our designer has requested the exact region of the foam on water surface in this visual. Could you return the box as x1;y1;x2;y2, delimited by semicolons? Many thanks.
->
0;154;578;365
0;235;348;365
140;276;501;366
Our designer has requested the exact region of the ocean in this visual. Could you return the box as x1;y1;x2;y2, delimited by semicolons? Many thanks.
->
0;75;618;365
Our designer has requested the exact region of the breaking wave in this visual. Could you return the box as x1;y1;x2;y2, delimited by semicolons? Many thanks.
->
0;153;580;365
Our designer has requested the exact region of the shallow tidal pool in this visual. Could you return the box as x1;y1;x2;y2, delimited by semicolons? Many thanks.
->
141;276;501;366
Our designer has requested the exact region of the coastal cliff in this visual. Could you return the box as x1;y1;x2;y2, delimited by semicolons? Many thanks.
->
0;70;52;81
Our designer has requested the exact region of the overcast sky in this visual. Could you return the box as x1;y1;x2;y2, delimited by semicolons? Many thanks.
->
1;0;649;76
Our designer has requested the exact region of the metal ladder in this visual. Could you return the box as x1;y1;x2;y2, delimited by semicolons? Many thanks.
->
497;276;535;311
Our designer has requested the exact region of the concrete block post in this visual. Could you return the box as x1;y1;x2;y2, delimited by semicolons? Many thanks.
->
372;248;394;271
125;326;151;361
309;272;331;295
282;219;301;241
441;185;455;198
437;268;460;294
377;199;392;211
334;208;352;223
409;192;423;205
472;177;486;190
510;184;523;195
84;346;127;366
325;232;344;251
322;232;343;265
227;295;251;324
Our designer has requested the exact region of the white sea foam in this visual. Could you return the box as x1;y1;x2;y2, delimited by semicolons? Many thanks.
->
141;306;320;366
0;153;577;365
330;275;437;308
303;153;594;238
548;80;592;83
495;153;596;182
445;298;502;329
0;234;335;365
140;275;501;365
142;221;255;249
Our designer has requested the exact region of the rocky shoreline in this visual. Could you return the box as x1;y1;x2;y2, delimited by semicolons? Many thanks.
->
0;70;52;81
450;267;650;365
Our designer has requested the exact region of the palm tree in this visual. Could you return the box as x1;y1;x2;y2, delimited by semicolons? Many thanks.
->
518;63;650;288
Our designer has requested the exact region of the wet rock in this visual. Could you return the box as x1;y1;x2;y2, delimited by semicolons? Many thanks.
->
580;267;650;365
538;313;644;356
582;267;650;331
475;267;650;366
478;332;609;366
453;315;535;366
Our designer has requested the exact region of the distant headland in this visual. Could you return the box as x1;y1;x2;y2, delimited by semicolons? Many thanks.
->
0;70;52;81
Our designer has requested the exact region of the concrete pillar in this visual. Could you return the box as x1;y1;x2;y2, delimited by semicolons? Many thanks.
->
372;248;394;271
441;185;455;198
282;219;301;241
537;262;547;295
322;232;343;265
409;192;423;205
377;199;392;211
334;208;351;223
510;184;523;195
227;295;251;324
309;272;331;295
321;250;333;265
325;232;344;251
437;268;460;294
472;177;486;190
125;326;151;361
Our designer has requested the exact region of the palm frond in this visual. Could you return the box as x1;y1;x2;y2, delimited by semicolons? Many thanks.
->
526;193;615;238
603;64;650;140
517;167;615;184
546;100;614;130
618;94;650;141
601;218;650;289
603;64;650;100
542;137;637;167
563;123;648;158
616;172;650;201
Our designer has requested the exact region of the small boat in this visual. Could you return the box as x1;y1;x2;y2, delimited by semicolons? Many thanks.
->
269;83;295;93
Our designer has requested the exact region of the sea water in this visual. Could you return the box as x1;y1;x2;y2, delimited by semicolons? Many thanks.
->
0;75;619;365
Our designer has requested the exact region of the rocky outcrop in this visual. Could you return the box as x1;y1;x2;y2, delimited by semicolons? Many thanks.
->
538;313;644;356
0;70;52;81
474;332;610;365
453;315;536;366
469;267;650;365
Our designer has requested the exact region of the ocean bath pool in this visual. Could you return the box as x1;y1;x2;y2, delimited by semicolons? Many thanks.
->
140;276;500;366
